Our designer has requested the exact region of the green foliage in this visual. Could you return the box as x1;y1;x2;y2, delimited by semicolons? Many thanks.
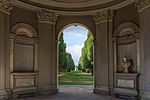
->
78;32;93;74
66;52;75;72
58;32;75;72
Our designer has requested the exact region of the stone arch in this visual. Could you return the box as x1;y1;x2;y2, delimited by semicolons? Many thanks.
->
11;23;38;38
57;23;94;40
56;23;95;86
56;16;96;40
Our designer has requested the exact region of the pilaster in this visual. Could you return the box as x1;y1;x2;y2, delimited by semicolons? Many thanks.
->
37;11;58;94
0;1;13;99
93;9;114;95
135;0;150;100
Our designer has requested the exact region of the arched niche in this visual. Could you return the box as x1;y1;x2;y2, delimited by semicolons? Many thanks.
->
113;22;140;73
10;23;39;95
113;22;140;98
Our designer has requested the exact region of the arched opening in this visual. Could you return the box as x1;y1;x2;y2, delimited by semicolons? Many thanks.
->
57;23;95;92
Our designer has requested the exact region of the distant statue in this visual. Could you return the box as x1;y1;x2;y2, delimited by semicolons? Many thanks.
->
121;57;131;73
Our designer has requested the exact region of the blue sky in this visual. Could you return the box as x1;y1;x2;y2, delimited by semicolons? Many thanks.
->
63;25;88;65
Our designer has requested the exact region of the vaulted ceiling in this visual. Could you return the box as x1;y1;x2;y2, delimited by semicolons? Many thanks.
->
11;0;135;15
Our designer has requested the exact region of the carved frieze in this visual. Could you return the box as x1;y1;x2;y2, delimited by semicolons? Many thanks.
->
93;9;114;24
0;0;13;14
135;0;150;12
37;12;58;24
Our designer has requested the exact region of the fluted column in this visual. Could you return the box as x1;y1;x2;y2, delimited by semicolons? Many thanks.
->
37;11;58;94
135;0;150;100
93;9;114;95
0;0;13;100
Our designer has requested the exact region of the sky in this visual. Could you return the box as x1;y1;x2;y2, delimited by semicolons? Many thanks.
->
63;25;88;65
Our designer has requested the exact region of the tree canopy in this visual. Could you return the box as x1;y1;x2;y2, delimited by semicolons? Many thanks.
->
78;32;93;74
58;32;75;72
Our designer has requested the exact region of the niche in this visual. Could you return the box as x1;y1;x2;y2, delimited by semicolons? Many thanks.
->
113;22;140;99
10;23;38;72
10;23;38;95
113;22;140;73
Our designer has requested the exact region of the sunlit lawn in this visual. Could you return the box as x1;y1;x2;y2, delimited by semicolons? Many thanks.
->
58;71;94;85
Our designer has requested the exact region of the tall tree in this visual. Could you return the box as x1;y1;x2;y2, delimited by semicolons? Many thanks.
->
66;52;75;72
58;32;75;72
78;32;93;74
58;32;67;72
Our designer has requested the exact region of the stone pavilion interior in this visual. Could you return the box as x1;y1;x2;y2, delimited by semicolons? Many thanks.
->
0;0;150;100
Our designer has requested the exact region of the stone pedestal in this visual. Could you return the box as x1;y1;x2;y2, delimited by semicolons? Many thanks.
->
11;72;38;98
113;73;139;100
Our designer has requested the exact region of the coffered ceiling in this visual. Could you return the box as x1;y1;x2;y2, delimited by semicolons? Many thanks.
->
11;0;135;15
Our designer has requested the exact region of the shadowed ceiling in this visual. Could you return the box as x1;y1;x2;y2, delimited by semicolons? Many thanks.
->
11;0;135;15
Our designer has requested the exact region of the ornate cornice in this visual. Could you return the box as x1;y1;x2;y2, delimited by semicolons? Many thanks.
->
37;12;58;24
0;0;13;14
135;0;150;12
93;9;114;24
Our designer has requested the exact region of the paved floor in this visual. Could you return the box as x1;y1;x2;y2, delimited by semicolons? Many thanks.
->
18;85;122;100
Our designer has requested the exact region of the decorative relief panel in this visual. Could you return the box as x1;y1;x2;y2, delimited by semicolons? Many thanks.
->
15;78;34;87
11;73;37;92
117;79;134;88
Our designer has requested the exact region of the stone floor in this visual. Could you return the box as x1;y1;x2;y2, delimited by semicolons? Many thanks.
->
18;85;123;100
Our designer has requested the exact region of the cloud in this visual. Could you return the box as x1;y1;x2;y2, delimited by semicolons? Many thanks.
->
66;44;84;65
63;25;88;37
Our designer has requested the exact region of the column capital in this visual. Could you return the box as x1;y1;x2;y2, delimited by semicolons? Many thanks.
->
135;0;150;12
93;9;114;24
109;10;114;22
37;11;58;24
0;0;13;14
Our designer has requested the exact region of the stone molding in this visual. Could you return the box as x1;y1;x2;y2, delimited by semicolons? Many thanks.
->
114;22;139;38
0;0;13;14
37;11;58;24
93;9;114;24
135;0;150;12
11;23;38;38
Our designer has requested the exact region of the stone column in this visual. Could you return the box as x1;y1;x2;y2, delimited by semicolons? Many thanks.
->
135;0;150;100
0;0;13;100
37;11;58;94
93;10;114;95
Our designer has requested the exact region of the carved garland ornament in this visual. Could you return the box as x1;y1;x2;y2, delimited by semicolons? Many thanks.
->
37;12;58;24
135;0;150;12
93;10;114;24
0;0;13;14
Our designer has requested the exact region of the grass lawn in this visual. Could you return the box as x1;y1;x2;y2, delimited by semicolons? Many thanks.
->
58;71;94;85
